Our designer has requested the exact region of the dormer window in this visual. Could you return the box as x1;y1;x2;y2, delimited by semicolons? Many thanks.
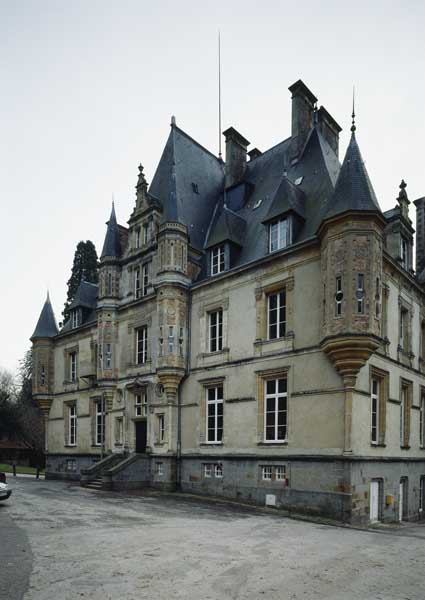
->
400;237;409;269
269;217;291;252
211;245;225;276
71;310;81;329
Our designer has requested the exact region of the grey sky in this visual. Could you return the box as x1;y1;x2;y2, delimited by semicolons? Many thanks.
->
1;0;424;374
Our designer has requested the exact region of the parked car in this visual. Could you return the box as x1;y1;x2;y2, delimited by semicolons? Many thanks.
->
0;477;11;500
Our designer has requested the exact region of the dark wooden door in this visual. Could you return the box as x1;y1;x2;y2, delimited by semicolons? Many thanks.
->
135;421;147;453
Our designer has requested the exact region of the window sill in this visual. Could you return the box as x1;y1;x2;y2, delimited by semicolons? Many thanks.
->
370;443;386;448
257;441;288;446
200;443;223;447
64;444;77;448
400;445;411;450
197;348;229;368
254;335;294;357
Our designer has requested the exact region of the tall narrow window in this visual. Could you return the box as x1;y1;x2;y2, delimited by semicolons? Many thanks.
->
419;477;425;513
420;393;425;448
159;326;163;357
168;326;174;353
375;277;381;319
136;326;148;364
95;400;105;446
72;310;80;329
107;272;113;296
264;378;288;442
70;352;77;383
206;386;223;443
143;223;149;245
269;218;290;252
178;327;184;357
399;308;408;350
357;274;365;314
158;414;165;442
69;405;77;446
209;309;223;352
400;237;408;269
371;378;380;445
400;383;411;447
98;344;103;369
268;290;286;339
335;276;343;316
142;263;149;296
135;227;141;249
40;365;46;386
135;391;147;417
211;245;225;275
134;267;141;299
104;343;112;369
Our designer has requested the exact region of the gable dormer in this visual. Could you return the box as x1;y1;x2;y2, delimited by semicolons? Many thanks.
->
383;180;414;273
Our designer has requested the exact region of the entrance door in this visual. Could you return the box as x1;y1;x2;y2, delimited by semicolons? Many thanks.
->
370;481;379;522
135;421;147;453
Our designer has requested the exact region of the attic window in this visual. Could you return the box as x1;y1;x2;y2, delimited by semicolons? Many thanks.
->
211;245;226;276
294;176;303;185
192;183;199;194
71;310;81;329
253;199;263;210
269;217;292;253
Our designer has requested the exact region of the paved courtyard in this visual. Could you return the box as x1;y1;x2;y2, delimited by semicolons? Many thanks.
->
1;477;425;600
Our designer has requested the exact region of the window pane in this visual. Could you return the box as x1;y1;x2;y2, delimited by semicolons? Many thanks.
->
266;380;276;395
278;378;287;394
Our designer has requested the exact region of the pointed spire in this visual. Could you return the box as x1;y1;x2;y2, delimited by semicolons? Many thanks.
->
101;203;121;259
351;86;356;134
162;123;179;222
321;131;381;223
31;293;59;340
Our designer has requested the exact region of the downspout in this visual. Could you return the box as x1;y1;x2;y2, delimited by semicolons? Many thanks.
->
177;286;192;489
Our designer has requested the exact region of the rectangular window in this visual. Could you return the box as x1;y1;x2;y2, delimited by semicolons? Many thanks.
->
72;310;80;329
158;414;165;442
420;393;425;448
269;217;290;252
371;378;380;445
68;405;77;446
268;290;286;339
214;464;223;478
262;466;273;480
399;308;408;350
275;465;286;481
401;237;408;269
264;378;288;442
143;223;149;245
159;326;163;357
135;391;147;417
156;462;164;476
115;417;123;445
136;326;148;364
206;386;223;443
209;310;223;352
400;382;411;448
335;276;343;316
211;245;225;275
40;365;46;386
104;343;112;369
66;459;77;472
107;272;113;296
142;263;149;296
178;327;184;357
70;352;77;383
168;326;174;353
204;464;212;478
95;400;105;446
135;228;141;249
134;267;141;299
357;274;365;314
98;344;103;369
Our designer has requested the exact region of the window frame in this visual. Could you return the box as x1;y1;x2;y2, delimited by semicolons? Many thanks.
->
135;390;148;418
211;245;226;276
205;385;223;444
267;289;286;340
142;263;149;296
134;266;141;299
371;377;380;445
68;404;77;446
335;276;343;317
158;414;165;443
136;326;148;365
95;400;105;447
208;309;223;353
70;351;77;383
356;273;365;314
264;377;288;443
420;390;425;449
214;464;223;478
269;217;291;253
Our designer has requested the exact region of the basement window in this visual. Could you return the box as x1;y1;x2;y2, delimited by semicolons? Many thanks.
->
192;182;199;194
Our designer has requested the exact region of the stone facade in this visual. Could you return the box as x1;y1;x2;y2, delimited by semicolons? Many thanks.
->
32;80;425;523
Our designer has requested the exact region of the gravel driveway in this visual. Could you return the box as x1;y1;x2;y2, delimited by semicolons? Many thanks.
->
2;477;425;600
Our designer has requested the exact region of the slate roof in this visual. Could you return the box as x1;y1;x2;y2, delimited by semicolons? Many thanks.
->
321;131;381;221
148;123;225;250
31;294;59;339
262;176;306;223
101;204;122;259
204;205;247;249
68;281;98;311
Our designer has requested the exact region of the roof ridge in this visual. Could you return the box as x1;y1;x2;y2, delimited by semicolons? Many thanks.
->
174;125;221;162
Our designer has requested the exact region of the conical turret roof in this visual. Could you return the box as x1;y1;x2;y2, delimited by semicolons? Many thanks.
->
101;203;121;259
31;293;59;340
322;131;381;222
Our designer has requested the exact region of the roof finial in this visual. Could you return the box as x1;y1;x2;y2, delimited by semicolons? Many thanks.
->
351;86;356;134
112;193;115;209
171;115;176;127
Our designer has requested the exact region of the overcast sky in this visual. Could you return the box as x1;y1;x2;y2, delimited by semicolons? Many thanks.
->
1;0;424;374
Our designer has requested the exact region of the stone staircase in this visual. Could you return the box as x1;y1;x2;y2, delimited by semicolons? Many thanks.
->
80;453;126;490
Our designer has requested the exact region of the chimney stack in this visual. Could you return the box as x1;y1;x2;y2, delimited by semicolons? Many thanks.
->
223;127;250;188
317;106;342;157
248;148;262;161
414;197;425;274
288;80;317;158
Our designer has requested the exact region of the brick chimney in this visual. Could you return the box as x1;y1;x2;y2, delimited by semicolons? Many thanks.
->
414;196;425;273
288;80;317;158
317;106;342;157
223;127;250;188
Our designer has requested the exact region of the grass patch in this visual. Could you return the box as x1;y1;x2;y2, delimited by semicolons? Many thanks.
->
0;463;44;475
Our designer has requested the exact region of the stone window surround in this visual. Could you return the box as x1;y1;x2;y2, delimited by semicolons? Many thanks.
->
199;376;226;446
63;345;79;385
197;298;230;359
254;276;294;352
419;386;425;450
127;316;152;368
63;400;77;447
256;366;290;445
419;311;425;373
369;366;389;447
397;296;414;359
400;377;413;450
89;395;106;448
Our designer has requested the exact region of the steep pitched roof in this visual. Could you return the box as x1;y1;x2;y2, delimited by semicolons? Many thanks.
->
68;281;98;311
204;205;247;249
31;294;59;339
101;204;122;259
321;131;381;222
148;122;225;250
262;176;306;223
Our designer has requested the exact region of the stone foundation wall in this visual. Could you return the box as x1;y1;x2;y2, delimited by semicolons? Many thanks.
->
46;453;100;481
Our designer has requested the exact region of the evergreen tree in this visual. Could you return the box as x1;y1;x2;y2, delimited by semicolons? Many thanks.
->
63;240;99;320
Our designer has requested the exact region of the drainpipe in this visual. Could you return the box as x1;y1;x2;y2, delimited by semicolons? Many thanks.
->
177;288;192;489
